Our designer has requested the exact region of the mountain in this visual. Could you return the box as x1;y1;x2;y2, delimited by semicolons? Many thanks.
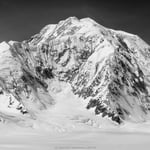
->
0;17;150;125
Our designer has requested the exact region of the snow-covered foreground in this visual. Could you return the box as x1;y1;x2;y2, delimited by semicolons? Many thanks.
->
1;124;150;150
1;81;150;150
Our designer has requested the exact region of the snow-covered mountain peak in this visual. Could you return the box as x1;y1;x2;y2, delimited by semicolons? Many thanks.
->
0;17;150;126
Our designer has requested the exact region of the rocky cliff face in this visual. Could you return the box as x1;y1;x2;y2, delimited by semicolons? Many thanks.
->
0;17;150;124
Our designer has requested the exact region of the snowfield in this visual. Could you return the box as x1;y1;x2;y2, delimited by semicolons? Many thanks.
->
1;125;150;150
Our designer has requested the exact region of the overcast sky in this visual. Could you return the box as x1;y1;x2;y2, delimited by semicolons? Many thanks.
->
0;0;150;44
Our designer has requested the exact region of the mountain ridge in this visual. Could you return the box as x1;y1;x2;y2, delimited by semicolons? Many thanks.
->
0;17;150;125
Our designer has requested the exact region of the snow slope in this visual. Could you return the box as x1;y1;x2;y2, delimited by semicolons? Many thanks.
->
1;81;150;150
